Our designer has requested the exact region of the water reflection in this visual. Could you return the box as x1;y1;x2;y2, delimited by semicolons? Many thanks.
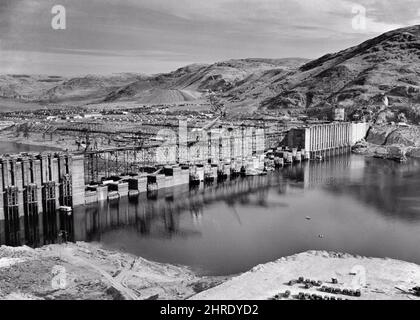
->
0;141;61;154
73;176;285;242
2;155;420;275
310;156;420;222
0;208;74;247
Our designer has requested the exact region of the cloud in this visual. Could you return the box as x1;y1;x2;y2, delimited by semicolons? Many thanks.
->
0;49;195;76
1;0;419;75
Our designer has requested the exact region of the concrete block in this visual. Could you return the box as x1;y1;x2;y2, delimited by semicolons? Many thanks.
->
138;176;147;193
0;163;3;220
33;159;43;213
85;191;98;204
165;176;174;188
118;182;129;197
147;175;158;192
108;191;120;201
196;167;205;181
71;155;86;207
156;174;166;189
172;166;188;186
15;162;24;218
224;164;231;176
97;186;108;202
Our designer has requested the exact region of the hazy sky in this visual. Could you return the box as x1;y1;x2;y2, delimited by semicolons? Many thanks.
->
1;0;419;76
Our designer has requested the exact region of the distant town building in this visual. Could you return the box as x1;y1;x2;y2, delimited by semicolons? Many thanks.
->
83;113;103;119
46;116;59;121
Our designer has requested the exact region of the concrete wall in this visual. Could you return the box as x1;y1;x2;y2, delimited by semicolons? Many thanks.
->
351;122;370;145
0;164;3;221
255;128;265;155
0;153;81;245
287;122;368;153
71;155;85;207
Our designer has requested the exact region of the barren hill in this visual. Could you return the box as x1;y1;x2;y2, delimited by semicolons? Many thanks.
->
260;25;420;119
0;58;307;109
102;58;307;106
1;25;420;118
0;73;142;104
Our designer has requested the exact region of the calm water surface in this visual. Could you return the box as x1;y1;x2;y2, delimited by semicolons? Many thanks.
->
72;155;420;276
0;141;61;153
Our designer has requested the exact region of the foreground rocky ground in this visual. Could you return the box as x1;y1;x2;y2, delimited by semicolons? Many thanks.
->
1;243;419;300
0;242;226;300
192;251;420;300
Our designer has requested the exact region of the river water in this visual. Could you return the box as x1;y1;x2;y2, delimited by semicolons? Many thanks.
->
0;141;61;153
70;155;420;276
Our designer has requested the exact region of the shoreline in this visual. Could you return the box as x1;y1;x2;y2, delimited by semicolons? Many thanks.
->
0;242;419;300
0;134;65;152
0;132;70;152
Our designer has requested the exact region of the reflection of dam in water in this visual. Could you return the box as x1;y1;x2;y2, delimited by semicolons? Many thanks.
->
300;156;358;189
3;155;420;276
74;154;420;244
72;155;420;275
73;174;287;242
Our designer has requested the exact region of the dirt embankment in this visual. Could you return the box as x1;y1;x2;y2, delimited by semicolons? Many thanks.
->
1;244;419;300
0;242;226;300
191;251;420;300
353;125;420;161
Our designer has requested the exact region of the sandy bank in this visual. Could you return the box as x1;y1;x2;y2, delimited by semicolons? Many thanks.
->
0;242;226;300
191;251;420;300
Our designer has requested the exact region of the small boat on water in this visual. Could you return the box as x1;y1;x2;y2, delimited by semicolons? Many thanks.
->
315;155;323;161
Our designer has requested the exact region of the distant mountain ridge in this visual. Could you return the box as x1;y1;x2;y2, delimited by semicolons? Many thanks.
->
0;58;307;109
260;25;420;118
1;25;420;117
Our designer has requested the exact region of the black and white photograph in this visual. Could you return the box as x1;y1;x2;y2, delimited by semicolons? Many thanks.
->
0;0;420;308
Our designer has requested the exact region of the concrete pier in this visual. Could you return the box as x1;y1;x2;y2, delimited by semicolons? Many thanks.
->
0;153;84;246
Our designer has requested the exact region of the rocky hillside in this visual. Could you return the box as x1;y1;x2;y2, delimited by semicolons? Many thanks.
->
0;73;142;104
260;25;420;119
103;58;306;106
358;124;420;159
0;59;306;108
